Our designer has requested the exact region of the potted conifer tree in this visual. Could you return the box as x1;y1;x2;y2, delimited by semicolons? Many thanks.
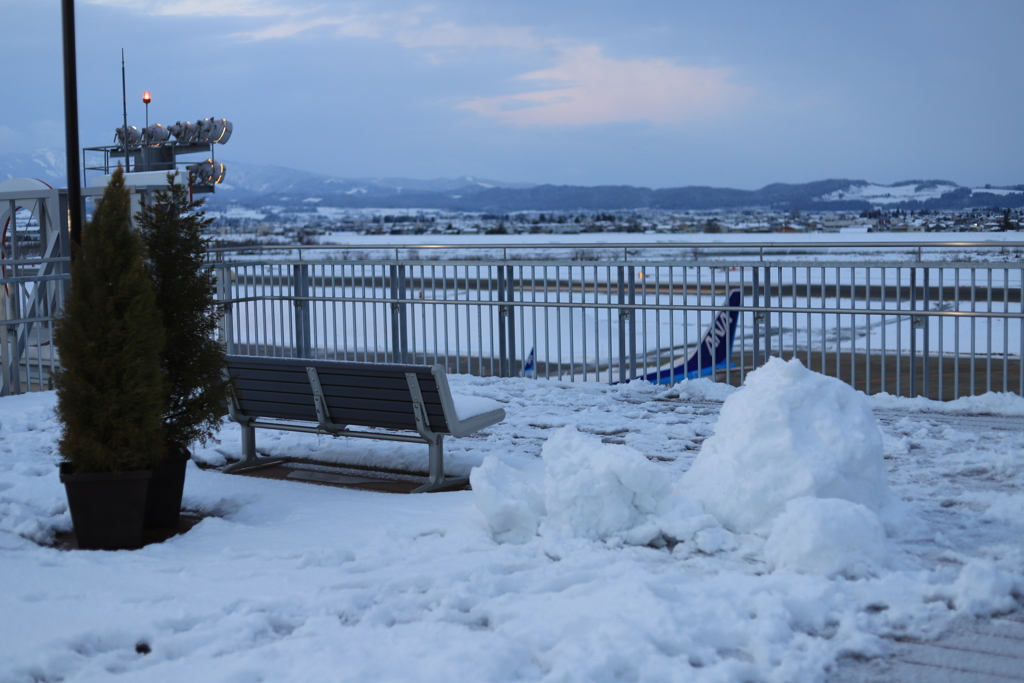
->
136;174;229;528
54;167;167;550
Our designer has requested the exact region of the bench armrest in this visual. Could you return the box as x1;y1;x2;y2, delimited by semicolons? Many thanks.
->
430;366;506;438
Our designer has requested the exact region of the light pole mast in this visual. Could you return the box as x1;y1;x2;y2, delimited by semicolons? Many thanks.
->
61;0;82;247
121;49;129;171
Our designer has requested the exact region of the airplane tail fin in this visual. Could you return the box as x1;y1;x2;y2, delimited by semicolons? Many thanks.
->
521;346;536;378
640;289;741;384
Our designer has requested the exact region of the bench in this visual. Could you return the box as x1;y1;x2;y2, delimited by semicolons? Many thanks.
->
222;355;506;493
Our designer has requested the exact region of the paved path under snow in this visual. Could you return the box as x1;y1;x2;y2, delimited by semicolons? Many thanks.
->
830;612;1024;682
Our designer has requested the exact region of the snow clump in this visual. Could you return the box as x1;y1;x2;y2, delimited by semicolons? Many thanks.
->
764;497;889;578
469;457;544;544
678;357;892;534
472;426;718;546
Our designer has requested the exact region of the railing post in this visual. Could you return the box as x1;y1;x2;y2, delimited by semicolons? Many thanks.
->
617;265;628;383
752;267;761;369
909;267;918;398
628;265;637;380
293;263;311;358
0;321;11;396
922;267;931;398
764;265;772;360
389;263;408;364
215;266;235;355
506;265;517;376
497;265;508;377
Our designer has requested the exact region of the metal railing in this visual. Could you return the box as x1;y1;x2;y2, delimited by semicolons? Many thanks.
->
0;179;169;396
211;240;1023;401
0;257;67;395
1;183;70;396
2;237;1022;400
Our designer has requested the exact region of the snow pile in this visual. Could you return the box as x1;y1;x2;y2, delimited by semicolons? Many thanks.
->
475;359;896;581
679;357;892;534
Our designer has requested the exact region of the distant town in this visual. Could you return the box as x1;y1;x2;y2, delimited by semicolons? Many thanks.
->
207;206;1023;243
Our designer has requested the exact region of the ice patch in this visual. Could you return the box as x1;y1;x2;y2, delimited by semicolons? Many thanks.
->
678;357;892;533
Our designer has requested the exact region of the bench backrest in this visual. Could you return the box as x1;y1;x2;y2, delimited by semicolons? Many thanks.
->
225;355;451;434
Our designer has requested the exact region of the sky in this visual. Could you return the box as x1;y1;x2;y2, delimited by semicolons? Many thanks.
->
2;0;1023;189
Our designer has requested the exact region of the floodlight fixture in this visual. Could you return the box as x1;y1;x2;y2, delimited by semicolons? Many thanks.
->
197;117;232;144
188;159;226;186
142;123;169;144
168;120;200;143
114;125;142;146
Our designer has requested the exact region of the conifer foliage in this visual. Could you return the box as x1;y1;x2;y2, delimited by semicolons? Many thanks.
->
54;167;167;474
136;176;228;452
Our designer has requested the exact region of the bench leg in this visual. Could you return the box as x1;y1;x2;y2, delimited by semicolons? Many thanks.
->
223;422;290;473
411;434;468;493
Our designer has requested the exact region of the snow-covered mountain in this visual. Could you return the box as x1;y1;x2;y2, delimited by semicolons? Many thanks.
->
216;160;531;200
816;179;1023;205
0;149;66;185
2;149;1021;211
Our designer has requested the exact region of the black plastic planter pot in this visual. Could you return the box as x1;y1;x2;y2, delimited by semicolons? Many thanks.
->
145;446;190;529
59;465;153;550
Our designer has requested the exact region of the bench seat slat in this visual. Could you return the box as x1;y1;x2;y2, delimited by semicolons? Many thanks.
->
232;379;446;419
229;365;418;390
231;398;318;422
322;408;445;432
229;364;440;397
228;357;434;381
234;398;444;432
232;378;316;395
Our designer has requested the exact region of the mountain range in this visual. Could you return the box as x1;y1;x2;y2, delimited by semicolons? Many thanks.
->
3;149;1022;212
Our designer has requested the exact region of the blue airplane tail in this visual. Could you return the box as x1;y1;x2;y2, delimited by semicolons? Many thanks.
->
521;346;536;378
519;290;741;384
638;289;742;384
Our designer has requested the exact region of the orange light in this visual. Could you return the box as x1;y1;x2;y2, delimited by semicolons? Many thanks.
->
142;91;152;104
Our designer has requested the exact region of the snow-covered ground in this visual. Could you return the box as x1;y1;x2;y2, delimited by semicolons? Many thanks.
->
2;360;1024;682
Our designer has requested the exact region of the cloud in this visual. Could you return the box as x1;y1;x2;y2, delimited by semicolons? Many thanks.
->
82;1;750;129
393;21;543;52
242;15;387;41
457;46;751;127
86;0;543;52
84;0;287;18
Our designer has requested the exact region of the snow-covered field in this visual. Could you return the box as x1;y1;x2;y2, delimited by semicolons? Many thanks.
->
2;359;1024;682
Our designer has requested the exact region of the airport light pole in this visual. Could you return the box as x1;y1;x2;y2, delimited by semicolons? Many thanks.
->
61;0;83;247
